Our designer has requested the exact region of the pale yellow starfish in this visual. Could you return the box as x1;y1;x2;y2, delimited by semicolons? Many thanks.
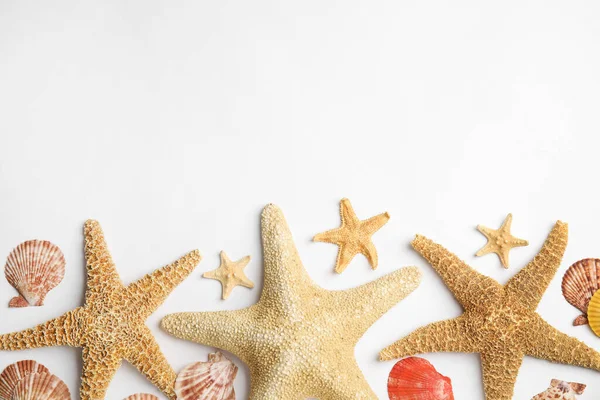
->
380;221;600;400
162;204;421;400
314;198;390;273
476;213;528;268
0;220;201;400
203;251;254;299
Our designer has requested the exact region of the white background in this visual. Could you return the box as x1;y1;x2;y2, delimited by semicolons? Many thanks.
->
1;1;599;399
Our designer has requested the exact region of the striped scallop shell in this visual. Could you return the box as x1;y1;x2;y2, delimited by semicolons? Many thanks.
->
10;373;70;400
0;360;50;400
4;240;65;307
175;352;237;400
531;379;586;399
561;258;600;326
123;395;159;400
388;357;454;400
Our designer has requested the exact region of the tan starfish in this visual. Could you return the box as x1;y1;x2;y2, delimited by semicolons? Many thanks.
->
0;220;201;400
314;198;390;273
380;221;600;400
162;204;421;400
203;251;254;299
476;213;528;268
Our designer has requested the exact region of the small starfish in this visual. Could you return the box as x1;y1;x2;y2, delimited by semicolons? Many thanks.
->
314;198;390;273
162;204;421;399
0;220;201;400
381;221;600;400
476;213;528;268
203;251;254;299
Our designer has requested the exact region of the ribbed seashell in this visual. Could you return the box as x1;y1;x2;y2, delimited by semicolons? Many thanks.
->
10;372;70;400
123;394;159;400
588;288;600;337
561;258;600;326
175;352;237;400
4;240;65;307
0;360;50;400
531;379;586;399
388;357;454;400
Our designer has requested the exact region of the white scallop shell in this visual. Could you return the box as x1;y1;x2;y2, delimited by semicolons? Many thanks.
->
123;394;159;400
531;379;586;400
0;360;50;400
10;373;70;400
4;240;65;307
175;352;237;400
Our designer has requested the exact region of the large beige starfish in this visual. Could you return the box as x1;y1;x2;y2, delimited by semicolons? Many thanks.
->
162;204;421;400
476;213;528;268
380;221;600;400
0;220;201;400
314;198;390;273
203;251;254;299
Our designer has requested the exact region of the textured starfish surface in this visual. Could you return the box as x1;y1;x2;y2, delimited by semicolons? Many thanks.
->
203;251;254;299
0;220;201;400
380;221;600;400
476;213;528;268
314;198;390;273
162;204;421;400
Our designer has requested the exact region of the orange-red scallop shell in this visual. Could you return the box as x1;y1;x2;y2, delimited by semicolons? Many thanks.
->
388;357;454;400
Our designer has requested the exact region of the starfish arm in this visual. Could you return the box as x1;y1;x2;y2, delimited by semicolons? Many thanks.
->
509;237;528;247
125;250;201;317
238;273;255;289
80;346;122;400
360;212;390;235
498;248;510;269
84;220;124;303
523;315;600;370
202;269;218;280
0;309;82;350
313;228;344;244
222;281;235;299
475;241;495;257
335;245;357;273
504;221;568;310
220;251;232;264
161;309;256;363
237;254;251;267
331;267;421;340
360;241;379;270
261;204;312;303
412;235;502;310
124;327;178;400
339;198;360;225
313;359;378;400
476;225;494;238
379;316;477;360
501;213;513;230
480;349;524;400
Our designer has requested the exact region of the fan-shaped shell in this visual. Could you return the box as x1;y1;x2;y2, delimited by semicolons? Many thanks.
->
4;240;65;307
531;379;586;399
588;288;600;337
388;357;454;400
561;258;600;326
175;352;237;400
10;373;70;400
123;394;159;400
0;360;50;400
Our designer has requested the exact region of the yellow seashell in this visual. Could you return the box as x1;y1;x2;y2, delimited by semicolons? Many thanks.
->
587;289;600;337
